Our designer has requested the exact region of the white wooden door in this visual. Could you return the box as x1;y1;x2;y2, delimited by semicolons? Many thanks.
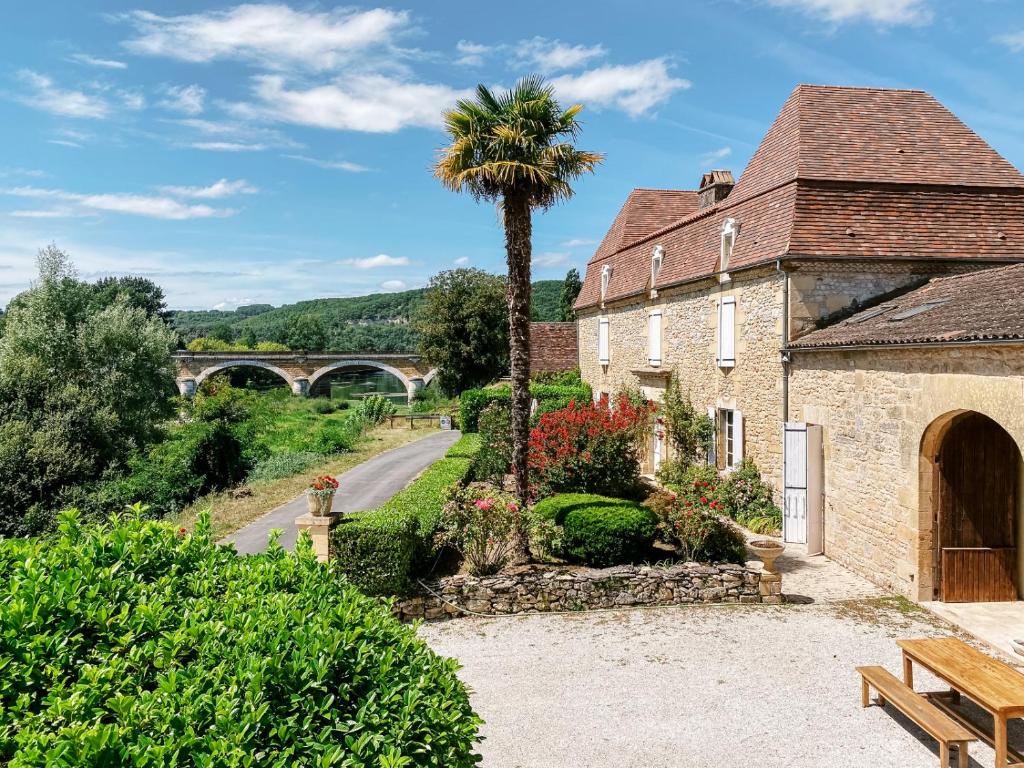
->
784;422;808;544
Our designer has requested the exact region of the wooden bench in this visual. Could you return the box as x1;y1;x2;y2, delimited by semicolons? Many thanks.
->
857;666;976;767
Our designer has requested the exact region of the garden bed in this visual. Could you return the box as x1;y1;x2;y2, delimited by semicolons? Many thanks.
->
395;560;772;622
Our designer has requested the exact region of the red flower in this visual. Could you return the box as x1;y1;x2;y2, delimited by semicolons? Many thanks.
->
177;527;187;537
700;496;708;504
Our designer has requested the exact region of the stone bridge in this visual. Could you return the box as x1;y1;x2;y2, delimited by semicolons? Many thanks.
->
173;351;437;401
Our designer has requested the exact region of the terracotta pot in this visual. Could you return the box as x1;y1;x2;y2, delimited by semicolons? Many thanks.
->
748;539;785;573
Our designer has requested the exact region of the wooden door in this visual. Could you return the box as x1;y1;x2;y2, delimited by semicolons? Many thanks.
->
938;413;1019;602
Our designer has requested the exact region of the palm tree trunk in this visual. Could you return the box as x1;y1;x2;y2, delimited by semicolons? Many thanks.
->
503;192;532;506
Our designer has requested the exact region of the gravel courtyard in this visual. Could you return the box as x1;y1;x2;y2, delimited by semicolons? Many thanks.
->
420;599;1024;768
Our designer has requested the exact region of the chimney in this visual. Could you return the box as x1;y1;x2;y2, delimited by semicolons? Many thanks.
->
698;170;735;209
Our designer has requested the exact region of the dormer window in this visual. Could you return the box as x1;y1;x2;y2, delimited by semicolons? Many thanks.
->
650;245;664;291
601;264;613;302
720;218;739;274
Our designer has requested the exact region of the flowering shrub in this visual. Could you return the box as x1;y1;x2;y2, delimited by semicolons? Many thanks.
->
435;482;524;576
645;491;746;564
528;394;653;499
720;459;783;535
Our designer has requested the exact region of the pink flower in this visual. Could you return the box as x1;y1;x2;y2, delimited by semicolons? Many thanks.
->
507;501;519;512
474;498;494;511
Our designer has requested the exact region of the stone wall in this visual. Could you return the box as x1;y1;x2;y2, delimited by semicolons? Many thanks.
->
577;266;786;486
394;562;771;622
789;343;1024;600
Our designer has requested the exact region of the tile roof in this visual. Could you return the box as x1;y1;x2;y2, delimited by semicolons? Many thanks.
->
576;84;1024;310
789;263;1024;348
529;322;578;373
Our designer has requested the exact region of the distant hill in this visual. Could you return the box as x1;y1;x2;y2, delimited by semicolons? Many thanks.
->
169;280;564;353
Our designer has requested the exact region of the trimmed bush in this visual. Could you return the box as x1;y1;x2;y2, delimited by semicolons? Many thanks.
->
474;403;512;482
331;434;481;595
458;382;592;433
0;509;482;766
532;493;657;567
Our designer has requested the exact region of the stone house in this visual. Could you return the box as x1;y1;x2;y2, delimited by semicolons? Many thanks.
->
574;84;1024;603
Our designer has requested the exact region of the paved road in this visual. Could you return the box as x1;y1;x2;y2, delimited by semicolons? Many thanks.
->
221;429;462;554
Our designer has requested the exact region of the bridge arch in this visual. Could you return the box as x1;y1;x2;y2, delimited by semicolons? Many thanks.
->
308;359;416;400
422;368;440;388
192;360;297;390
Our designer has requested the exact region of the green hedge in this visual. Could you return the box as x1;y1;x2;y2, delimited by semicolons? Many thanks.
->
533;493;657;567
458;383;592;432
0;509;481;766
331;434;481;595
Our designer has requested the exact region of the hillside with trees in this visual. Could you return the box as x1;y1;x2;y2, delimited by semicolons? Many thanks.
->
168;279;565;352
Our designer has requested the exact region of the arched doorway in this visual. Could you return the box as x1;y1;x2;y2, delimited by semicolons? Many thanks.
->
923;411;1021;602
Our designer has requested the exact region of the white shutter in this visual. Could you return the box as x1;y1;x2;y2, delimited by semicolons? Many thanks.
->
706;406;717;467
718;297;736;367
598;318;610;364
732;410;744;469
648;311;662;367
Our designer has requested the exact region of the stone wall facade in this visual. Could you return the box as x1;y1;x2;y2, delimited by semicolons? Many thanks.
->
788;343;1024;600
577;266;786;487
394;562;770;622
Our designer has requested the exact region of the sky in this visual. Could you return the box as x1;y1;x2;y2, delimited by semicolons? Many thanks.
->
1;0;1023;311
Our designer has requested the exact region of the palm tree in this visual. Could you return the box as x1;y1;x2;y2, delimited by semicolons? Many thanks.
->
435;75;602;504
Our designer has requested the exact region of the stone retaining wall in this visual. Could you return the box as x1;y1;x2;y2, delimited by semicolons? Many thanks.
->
394;562;775;622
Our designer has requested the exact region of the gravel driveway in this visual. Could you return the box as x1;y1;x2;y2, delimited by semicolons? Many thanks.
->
420;600;1024;768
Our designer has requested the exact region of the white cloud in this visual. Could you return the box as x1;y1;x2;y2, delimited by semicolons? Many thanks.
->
515;37;605;72
69;53;127;69
765;0;931;24
551;59;689;116
455;40;490;66
160;84;206;115
9;209;80;219
561;238;595;248
16;70;109;119
995;31;1024;52
191;141;268;152
341;254;411;269
700;146;733;165
122;5;410;70
120;89;146;110
47;139;82;148
533;251;570;268
230;74;470;132
159;178;258;198
0;186;235;220
454;256;470;265
283;154;369;173
379;279;408;291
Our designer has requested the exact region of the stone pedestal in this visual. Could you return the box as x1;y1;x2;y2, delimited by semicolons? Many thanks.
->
759;570;783;604
295;513;337;562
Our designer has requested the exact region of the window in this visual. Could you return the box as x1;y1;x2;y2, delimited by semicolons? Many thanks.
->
601;264;613;302
720;218;739;273
651;245;664;290
718;297;736;367
647;311;662;367
716;408;744;470
598;317;610;365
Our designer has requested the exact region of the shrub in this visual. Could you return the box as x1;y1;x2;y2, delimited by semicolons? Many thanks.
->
660;374;714;466
528;394;652;499
532;493;657;567
474;402;512;482
361;394;398;425
646;491;746;564
458;382;592;433
531;368;583;387
658;462;725;505
311;398;337;414
0;509;482;766
331;434;480;595
436;482;522;575
248;450;322;482
305;419;359;454
720;459;783;534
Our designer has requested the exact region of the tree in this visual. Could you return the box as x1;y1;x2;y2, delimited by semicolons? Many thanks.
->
415;269;509;394
0;246;177;534
91;275;169;321
559;268;582;321
285;312;327;351
435;76;602;503
210;322;234;343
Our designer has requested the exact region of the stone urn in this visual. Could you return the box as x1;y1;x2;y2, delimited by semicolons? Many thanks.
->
305;490;335;516
748;539;785;573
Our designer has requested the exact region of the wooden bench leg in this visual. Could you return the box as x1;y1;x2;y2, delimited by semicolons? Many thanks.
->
862;677;870;708
940;742;948;767
956;742;968;768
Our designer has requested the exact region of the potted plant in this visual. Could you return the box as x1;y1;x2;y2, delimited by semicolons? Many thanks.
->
305;475;339;516
748;539;785;573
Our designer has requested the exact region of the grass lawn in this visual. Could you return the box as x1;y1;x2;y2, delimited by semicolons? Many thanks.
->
172;421;440;540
